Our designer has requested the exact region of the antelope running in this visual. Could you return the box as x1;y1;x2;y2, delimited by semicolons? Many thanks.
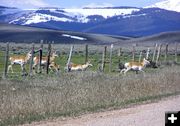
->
68;61;93;71
49;62;60;72
33;51;59;72
8;51;32;74
120;58;150;74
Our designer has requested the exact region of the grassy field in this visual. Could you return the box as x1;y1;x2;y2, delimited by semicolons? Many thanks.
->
0;66;180;125
0;43;180;125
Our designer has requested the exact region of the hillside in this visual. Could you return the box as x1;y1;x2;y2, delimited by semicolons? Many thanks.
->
126;31;180;44
0;23;180;45
0;23;127;44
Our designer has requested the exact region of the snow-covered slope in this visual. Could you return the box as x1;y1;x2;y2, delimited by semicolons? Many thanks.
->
63;8;139;18
145;0;180;12
8;7;140;24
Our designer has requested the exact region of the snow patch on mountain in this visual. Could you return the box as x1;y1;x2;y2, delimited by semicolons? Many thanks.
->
64;8;140;18
145;0;180;12
10;13;73;24
62;34;87;40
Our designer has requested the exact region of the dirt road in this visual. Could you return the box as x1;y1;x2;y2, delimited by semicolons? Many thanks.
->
23;95;180;126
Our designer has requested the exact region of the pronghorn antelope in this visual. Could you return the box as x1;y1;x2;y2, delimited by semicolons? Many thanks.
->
68;61;93;71
120;58;150;74
8;51;32;74
49;62;60;72
33;52;59;72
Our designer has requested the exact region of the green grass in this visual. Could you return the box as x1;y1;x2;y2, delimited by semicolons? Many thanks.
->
0;66;180;125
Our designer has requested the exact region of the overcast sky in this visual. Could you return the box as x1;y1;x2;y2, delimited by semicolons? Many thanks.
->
0;0;163;9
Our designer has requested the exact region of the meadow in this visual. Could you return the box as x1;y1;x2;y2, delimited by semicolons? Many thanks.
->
0;43;180;125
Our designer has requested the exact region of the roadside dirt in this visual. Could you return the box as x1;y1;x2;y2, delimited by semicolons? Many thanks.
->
22;95;180;126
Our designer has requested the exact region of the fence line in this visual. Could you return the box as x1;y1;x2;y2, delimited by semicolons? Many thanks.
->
0;42;180;78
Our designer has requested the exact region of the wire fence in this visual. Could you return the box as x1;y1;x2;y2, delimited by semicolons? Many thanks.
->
0;42;180;79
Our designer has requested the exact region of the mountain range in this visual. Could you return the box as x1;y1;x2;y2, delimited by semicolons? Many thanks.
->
0;0;180;37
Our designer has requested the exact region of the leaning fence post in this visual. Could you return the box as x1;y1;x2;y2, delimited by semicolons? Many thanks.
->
85;44;88;63
152;43;157;62
109;44;113;72
66;45;74;72
3;42;9;79
175;43;178;63
38;41;43;73
46;43;51;74
29;43;34;76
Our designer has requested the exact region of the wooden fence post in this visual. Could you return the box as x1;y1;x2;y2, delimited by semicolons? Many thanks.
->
146;48;150;59
132;44;136;61
38;41;43;73
156;44;162;65
101;46;107;72
66;45;74;72
118;48;122;57
29;43;35;76
139;51;142;63
152;43;157;62
85;44;88;63
46;43;51;74
3;42;9;79
164;43;168;62
118;48;122;64
109;44;113;72
175;43;178;63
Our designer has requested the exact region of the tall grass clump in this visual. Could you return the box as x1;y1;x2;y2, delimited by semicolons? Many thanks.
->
0;66;180;125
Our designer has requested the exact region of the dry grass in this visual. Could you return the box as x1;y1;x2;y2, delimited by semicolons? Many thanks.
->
0;66;180;125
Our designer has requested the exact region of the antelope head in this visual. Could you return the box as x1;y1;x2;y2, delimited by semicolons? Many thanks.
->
26;51;32;60
52;51;59;57
143;58;150;66
86;61;93;67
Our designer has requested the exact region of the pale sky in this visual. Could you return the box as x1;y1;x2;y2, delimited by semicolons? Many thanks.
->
0;0;163;9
